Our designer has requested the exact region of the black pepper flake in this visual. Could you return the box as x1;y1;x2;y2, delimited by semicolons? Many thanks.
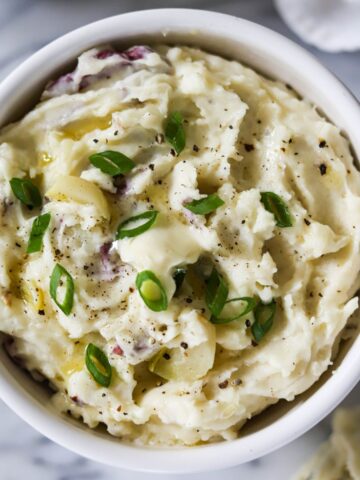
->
185;297;193;304
304;218;311;226
38;309;45;316
229;125;233;129
163;352;171;360
180;342;188;349
319;140;327;148
193;144;199;152
93;139;99;144
233;378;243;386
244;144;254;152
218;380;229;389
319;163;327;175
15;242;21;248
170;148;176;157
245;319;251;328
155;133;164;144
149;163;155;171
114;130;119;136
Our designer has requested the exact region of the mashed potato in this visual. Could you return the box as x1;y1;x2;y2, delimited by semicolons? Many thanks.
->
294;406;360;480
0;45;360;446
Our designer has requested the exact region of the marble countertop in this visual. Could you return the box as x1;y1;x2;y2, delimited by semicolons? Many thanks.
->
0;1;359;479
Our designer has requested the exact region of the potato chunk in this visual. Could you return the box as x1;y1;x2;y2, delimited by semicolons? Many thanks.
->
149;314;216;382
46;175;110;219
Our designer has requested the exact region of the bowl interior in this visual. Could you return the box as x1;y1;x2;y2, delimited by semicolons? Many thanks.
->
0;10;359;472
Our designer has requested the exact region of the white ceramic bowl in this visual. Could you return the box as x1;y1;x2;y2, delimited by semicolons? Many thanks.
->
0;9;359;474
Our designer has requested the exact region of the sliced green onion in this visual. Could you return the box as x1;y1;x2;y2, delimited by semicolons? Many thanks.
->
184;194;224;215
27;213;51;254
251;299;276;342
89;150;135;176
205;268;229;317
116;210;158;240
10;177;42;208
173;266;187;293
260;192;292;227
85;343;112;387
210;296;256;324
50;263;74;316
136;270;168;312
164;111;185;155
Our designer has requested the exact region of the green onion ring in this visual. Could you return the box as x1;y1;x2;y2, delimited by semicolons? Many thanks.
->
164;111;186;155
10;177;42;209
251;299;276;342
136;270;168;312
172;266;187;294
116;210;158;240
89;150;135;176
260;192;292;227
205;268;229;317
210;296;256;324
184;194;224;215
27;213;51;254
49;263;74;316
85;343;112;387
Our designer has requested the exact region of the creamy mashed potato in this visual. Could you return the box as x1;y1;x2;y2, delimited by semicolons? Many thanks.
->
294;406;360;480
0;45;360;446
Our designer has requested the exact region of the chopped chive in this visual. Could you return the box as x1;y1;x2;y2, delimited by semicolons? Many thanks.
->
184;194;224;215
10;177;42;208
260;192;292;227
136;270;168;312
205;268;229;317
251;299;276;342
27;213;51;254
85;343;112;387
173;266;187;293
49;263;74;315
89;150;135;176
116;210;158;240
210;296;256;324
164;111;185;155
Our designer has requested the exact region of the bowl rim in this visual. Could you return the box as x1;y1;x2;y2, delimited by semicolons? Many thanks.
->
0;8;359;474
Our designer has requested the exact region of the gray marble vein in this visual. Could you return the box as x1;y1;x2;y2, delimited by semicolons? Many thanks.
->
0;1;359;479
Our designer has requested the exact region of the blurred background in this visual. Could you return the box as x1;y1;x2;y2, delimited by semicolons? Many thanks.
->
0;1;359;479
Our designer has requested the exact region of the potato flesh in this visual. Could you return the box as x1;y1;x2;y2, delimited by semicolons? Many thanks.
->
149;316;216;382
46;175;110;219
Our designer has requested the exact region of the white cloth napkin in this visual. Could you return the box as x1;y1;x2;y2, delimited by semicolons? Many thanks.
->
275;0;360;52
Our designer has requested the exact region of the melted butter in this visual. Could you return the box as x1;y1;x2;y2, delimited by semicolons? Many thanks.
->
38;152;54;167
60;114;113;140
60;343;85;378
21;280;45;311
117;216;206;292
